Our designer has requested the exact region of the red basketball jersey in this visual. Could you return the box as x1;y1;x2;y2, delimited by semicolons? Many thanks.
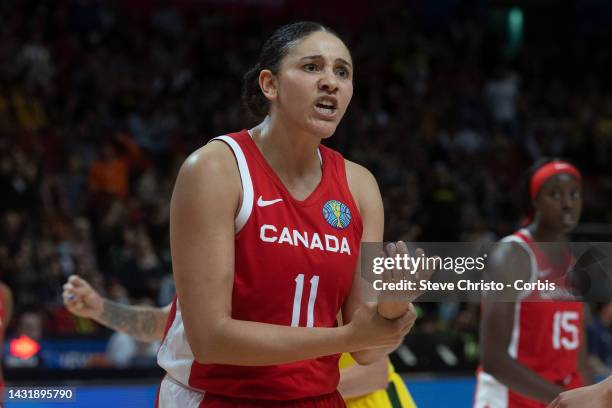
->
158;130;363;401
475;229;584;408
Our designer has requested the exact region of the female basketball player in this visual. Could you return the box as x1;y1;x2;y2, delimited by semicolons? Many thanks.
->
475;159;594;407
157;22;418;407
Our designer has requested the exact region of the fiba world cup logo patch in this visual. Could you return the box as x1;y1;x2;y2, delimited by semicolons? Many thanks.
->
322;200;351;230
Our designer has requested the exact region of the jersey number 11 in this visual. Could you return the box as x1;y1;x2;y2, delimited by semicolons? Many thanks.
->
291;274;320;327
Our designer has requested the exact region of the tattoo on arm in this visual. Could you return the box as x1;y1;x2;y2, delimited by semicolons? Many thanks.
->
99;300;166;342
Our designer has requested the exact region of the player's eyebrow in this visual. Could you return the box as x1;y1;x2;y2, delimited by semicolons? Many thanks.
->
300;55;353;69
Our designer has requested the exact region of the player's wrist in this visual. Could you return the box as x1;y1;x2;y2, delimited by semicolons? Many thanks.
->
377;301;411;320
94;297;104;316
95;298;110;320
339;321;360;352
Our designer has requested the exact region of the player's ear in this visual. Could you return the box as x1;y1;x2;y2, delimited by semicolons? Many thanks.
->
259;70;278;102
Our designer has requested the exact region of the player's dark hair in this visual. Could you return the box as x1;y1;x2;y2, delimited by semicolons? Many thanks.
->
242;21;343;119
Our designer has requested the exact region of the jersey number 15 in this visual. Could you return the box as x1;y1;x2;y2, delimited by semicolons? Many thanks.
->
552;311;579;351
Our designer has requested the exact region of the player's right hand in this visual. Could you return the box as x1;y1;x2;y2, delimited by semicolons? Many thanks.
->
62;275;104;320
347;302;416;351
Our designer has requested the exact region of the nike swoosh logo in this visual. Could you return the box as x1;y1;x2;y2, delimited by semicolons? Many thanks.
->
257;196;283;207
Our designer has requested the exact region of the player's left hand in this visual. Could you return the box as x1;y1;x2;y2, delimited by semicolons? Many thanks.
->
377;241;435;319
547;380;612;408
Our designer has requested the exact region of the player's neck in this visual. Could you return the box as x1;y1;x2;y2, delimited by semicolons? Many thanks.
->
251;116;322;180
528;222;567;242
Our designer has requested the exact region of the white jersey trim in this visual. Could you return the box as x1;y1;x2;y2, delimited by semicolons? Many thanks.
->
508;302;522;359
476;231;539;407
499;231;537;359
210;135;254;233
500;232;538;301
157;300;194;387
158;375;205;408
474;371;509;408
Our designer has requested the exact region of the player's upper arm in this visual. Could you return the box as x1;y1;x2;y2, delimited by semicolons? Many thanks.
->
341;160;384;325
345;160;384;242
169;141;242;362
480;243;531;373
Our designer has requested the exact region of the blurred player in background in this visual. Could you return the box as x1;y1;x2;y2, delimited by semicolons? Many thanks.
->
475;159;594;407
63;275;417;407
0;282;13;408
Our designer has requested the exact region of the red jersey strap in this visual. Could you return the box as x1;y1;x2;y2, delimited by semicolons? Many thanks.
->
318;145;363;234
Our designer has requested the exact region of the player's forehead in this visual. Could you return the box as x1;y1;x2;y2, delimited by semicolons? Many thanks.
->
541;174;581;191
284;31;352;66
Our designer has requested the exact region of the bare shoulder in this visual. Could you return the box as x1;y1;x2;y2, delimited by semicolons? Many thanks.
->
176;141;240;185
344;159;380;210
344;159;383;241
172;141;242;207
488;240;531;279
345;159;377;188
482;239;532;304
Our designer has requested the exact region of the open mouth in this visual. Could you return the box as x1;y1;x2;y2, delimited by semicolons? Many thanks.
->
315;104;336;115
563;213;575;225
314;97;338;117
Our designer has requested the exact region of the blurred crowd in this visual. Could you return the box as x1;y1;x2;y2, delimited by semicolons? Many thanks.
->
1;0;611;370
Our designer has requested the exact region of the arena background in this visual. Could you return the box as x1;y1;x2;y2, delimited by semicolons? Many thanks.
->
1;0;611;406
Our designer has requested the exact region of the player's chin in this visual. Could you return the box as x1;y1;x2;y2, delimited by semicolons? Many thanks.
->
560;216;579;233
561;222;578;234
307;118;341;139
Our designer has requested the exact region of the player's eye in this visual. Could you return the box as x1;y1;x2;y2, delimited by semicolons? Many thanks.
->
335;67;349;78
303;63;318;72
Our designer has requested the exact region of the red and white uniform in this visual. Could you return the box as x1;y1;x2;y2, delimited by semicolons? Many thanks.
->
157;130;362;406
474;229;584;408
